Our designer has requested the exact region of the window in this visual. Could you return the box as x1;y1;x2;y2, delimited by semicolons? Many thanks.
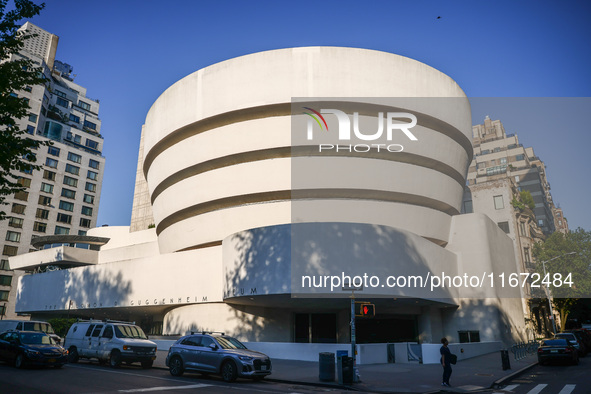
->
65;163;80;175
43;170;56;181
59;201;74;212
78;101;91;111
55;90;67;98
33;222;47;233
80;218;91;228
40;183;54;194
0;275;12;286
8;217;23;228
81;206;93;216
498;222;510;234
91;325;103;337
87;170;98;180
38;195;51;206
0;290;10;301
516;154;525;161
83;194;94;204
83;120;97;130
538;219;544;227
500;157;507;164
14;191;29;201
26;125;35;134
69;113;80;123
28;113;38;123
63;176;78;187
54;226;70;235
2;245;18;256
85;182;96;192
67;152;82;163
515;175;520;183
524;247;531;263
36;208;49;219
458;331;480;343
0;259;10;270
78;230;87;236
462;200;473;214
17;177;31;188
89;159;100;169
11;203;26;214
86;139;99;150
5;231;21;242
494;195;504;210
61;188;76;199
57;213;72;224
47;146;60;156
45;157;58;168
56;97;69;108
519;222;527;236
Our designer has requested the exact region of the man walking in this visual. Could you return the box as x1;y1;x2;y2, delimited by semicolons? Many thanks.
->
440;337;452;387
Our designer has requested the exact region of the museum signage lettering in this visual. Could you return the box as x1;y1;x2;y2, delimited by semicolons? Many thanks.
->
43;294;210;311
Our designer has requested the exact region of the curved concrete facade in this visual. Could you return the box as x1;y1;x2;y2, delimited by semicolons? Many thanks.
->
143;47;472;253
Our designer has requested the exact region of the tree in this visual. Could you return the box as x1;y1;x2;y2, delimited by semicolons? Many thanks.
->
532;228;591;332
0;0;46;220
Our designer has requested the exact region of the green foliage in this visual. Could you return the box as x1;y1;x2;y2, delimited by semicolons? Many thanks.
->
520;190;536;210
0;0;47;220
47;317;77;337
532;228;591;331
511;197;525;211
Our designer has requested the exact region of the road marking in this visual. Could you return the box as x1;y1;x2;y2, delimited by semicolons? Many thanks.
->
69;364;190;384
504;384;519;392
119;384;211;392
526;384;548;394
558;385;576;394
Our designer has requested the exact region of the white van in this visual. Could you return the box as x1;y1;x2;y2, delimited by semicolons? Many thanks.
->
64;319;157;368
0;320;62;345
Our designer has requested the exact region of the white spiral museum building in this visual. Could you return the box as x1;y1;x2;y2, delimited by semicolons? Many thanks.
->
13;47;527;363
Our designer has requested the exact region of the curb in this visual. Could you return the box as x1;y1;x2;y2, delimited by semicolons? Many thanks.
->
490;361;539;389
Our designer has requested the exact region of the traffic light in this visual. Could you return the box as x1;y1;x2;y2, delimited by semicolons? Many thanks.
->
358;303;375;317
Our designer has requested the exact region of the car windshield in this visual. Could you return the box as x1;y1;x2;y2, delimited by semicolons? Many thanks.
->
23;322;55;334
556;334;576;341
543;339;567;346
215;336;247;350
20;332;52;345
114;325;147;339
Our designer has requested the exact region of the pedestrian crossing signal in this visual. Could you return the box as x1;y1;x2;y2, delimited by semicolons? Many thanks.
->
359;303;375;317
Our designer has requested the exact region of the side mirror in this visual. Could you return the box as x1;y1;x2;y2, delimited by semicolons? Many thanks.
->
209;343;218;350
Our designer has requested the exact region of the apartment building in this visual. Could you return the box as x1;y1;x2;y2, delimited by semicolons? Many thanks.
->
0;23;105;319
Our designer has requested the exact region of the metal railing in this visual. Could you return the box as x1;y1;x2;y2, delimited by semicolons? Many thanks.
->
511;340;539;361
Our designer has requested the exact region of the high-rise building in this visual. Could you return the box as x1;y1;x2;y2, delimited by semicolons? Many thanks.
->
0;22;105;319
467;116;563;234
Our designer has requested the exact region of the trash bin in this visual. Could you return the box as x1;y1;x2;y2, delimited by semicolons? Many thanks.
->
500;349;511;371
336;350;348;384
341;355;354;385
319;352;335;382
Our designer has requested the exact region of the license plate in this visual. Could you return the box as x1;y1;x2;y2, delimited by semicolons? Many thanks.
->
261;365;267;371
551;350;558;353
48;358;56;363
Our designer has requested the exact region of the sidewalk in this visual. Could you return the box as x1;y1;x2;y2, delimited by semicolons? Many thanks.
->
152;349;538;393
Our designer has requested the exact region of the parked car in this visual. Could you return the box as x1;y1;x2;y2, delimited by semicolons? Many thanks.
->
0;331;68;368
538;338;579;365
166;332;272;382
64;319;157;368
0;320;62;345
567;329;591;353
555;332;585;357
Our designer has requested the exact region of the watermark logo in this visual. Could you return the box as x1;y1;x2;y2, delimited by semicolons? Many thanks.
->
302;108;418;152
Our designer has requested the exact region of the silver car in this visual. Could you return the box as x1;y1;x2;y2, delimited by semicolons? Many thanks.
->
165;332;272;382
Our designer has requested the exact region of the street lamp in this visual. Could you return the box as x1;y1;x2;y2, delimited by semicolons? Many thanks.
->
540;251;576;335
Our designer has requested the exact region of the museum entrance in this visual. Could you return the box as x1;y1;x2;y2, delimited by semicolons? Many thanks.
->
356;315;418;343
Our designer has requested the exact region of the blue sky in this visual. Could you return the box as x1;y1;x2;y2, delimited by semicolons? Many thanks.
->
24;0;591;230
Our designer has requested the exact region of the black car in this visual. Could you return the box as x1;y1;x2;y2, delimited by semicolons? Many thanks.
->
0;331;68;368
537;338;579;365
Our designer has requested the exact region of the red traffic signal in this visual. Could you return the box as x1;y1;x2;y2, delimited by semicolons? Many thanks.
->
359;303;375;317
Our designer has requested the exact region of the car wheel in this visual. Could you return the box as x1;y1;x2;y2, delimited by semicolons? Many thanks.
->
109;350;122;368
68;347;79;363
15;354;25;369
141;360;153;369
169;356;184;376
221;360;238;382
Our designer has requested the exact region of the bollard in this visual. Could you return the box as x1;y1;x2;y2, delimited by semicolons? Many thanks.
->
500;349;511;371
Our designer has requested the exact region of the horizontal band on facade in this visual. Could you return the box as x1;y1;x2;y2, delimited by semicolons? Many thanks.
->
155;188;460;236
143;101;473;178
149;145;467;205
